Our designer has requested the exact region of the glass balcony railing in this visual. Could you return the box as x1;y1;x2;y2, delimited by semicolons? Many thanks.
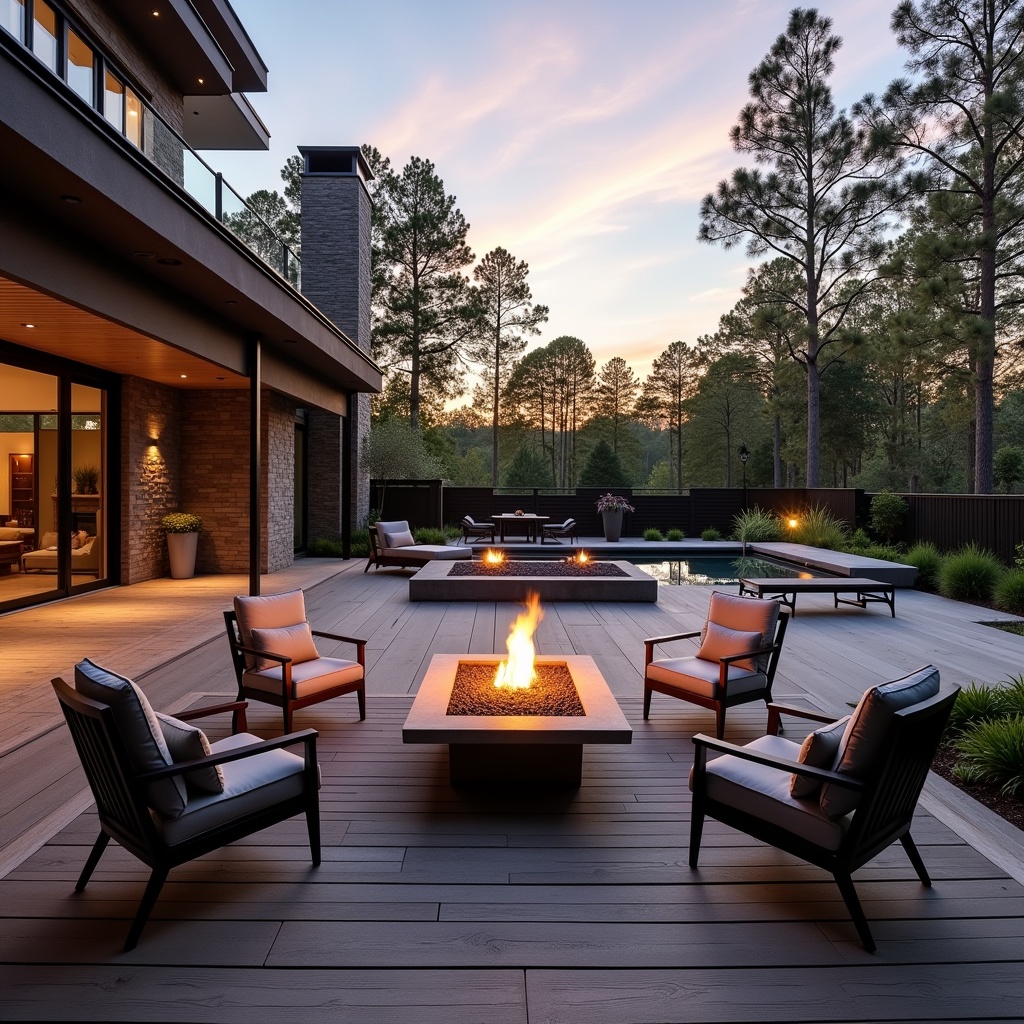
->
142;103;301;288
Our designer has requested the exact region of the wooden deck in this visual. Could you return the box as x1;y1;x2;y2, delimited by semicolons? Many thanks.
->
2;553;1024;1021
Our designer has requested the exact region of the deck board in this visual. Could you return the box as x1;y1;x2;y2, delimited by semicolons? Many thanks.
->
2;556;1024;1020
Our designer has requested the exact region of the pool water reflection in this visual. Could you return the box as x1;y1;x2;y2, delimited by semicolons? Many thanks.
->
632;555;815;586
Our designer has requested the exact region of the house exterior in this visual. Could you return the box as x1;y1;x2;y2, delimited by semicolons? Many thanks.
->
0;0;381;614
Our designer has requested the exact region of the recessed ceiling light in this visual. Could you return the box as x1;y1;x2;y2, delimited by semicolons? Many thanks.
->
157;257;182;266
225;299;237;305
133;251;157;260
152;9;159;16
284;338;298;344
180;374;187;379
216;376;226;381
60;194;82;203
197;78;204;85
21;323;36;328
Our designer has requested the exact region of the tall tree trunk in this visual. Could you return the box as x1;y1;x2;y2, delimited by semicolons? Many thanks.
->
491;337;500;486
773;413;782;487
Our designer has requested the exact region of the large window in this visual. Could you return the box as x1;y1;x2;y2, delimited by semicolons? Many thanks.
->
66;26;93;104
31;0;57;72
1;0;25;42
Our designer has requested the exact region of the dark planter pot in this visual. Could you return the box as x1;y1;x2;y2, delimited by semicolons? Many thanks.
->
601;510;623;542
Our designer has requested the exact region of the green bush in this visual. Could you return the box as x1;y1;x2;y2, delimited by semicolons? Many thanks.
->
954;716;1024;796
857;543;905;562
994;569;1024;614
937;543;1005;603
1000;674;1024;717
869;491;908;542
732;505;782;543
701;527;722;541
665;528;685;541
848;527;872;550
906;542;943;591
413;527;447;545
789;506;847;550
643;527;665;541
944;681;1011;737
306;537;344;557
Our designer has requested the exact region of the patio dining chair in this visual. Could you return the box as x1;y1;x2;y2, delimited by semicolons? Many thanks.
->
541;517;578;543
644;591;789;737
53;660;321;951
689;665;959;952
225;589;366;733
460;515;495;544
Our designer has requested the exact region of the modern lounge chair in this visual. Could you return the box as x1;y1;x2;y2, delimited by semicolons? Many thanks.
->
644;591;789;737
53;661;321;951
225;589;366;732
460;515;496;544
365;520;472;571
541;517;578;543
689;665;959;952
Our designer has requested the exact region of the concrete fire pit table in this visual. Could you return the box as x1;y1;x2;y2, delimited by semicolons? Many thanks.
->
403;653;633;786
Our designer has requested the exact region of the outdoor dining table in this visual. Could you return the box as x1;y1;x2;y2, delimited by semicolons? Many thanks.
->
491;513;550;543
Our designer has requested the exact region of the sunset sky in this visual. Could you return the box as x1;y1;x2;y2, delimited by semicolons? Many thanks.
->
215;0;910;384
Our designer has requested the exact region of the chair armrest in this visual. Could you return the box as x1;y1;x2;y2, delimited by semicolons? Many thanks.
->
175;700;249;733
766;702;838;735
137;728;319;782
231;642;291;666
311;630;367;647
644;630;701;666
691;732;864;791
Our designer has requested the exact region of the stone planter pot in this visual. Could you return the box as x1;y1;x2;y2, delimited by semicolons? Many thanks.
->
166;531;199;579
601;510;623;542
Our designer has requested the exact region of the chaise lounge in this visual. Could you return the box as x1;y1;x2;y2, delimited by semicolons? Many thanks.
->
21;527;102;576
365;520;471;572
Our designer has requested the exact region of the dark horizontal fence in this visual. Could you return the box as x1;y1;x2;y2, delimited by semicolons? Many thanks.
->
371;481;1023;564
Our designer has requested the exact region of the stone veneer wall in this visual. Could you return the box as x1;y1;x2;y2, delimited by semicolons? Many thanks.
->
306;409;341;540
265;392;295;572
122;382;297;581
121;376;182;584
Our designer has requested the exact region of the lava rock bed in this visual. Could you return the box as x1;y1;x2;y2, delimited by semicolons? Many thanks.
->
449;560;628;578
446;661;585;716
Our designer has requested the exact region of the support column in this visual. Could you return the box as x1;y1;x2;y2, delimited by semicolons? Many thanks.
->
248;337;261;596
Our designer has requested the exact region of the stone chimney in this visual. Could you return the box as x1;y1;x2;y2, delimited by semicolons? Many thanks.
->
298;145;374;539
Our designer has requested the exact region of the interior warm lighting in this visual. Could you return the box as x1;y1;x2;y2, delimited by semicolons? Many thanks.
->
197;78;204;84
21;323;35;328
482;548;505;566
179;374;187;379
494;592;543;690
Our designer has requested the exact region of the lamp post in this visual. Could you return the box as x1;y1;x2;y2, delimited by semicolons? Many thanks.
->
738;444;749;496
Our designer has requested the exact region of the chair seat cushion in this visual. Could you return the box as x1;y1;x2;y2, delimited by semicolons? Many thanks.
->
692;734;850;851
156;733;311;845
244;656;363;698
74;659;187;818
383;544;470;561
647;656;766;698
384;528;416;548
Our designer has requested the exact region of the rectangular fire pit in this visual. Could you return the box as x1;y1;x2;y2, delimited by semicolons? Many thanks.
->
403;653;632;785
408;559;658;602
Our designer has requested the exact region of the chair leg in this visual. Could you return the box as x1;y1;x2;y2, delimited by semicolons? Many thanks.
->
900;832;932;886
643;682;653;719
283;704;293;734
834;871;876;953
357;683;366;721
688;803;706;868
75;831;110;891
715;704;726;739
124;867;168;951
306;800;322;866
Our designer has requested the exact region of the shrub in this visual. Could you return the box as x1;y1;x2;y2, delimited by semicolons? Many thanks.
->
994;569;1024;614
847;527;872;550
937;543;1004;603
732;505;782;543
413;527;447;545
306;537;344;557
944;681;1011;738
665;528;685;541
954;716;1024;796
789;506;847;550
643;527;665;541
869;491;908;542
905;542;943;591
857;543;905;562
701;527;722;541
1000;674;1024;717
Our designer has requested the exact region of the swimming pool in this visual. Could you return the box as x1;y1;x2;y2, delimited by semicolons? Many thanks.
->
630;555;815;586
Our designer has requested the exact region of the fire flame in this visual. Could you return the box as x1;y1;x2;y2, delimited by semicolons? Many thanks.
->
566;550;591;565
482;548;505;566
494;592;543;689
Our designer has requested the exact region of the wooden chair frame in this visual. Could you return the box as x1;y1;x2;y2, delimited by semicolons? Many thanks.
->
643;607;790;737
689;689;960;952
52;677;321;951
224;610;366;733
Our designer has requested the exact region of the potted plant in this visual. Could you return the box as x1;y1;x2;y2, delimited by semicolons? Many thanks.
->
161;512;204;579
72;465;99;494
596;493;635;542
